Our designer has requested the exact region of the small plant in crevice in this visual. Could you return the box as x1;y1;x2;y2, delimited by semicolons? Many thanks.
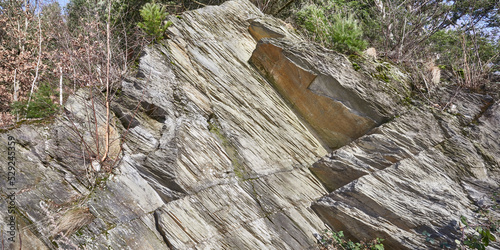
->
348;54;363;71
459;192;500;250
39;198;94;249
422;193;499;250
456;216;497;250
457;197;499;250
316;229;384;250
352;62;361;71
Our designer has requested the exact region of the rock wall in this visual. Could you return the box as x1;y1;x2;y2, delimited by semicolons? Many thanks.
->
2;1;329;249
312;91;500;249
0;0;498;249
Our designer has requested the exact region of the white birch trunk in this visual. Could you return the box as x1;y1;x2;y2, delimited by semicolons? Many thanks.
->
27;12;42;111
13;69;18;102
59;66;63;105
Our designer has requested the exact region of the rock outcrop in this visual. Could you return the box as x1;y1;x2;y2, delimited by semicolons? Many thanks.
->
0;0;498;249
2;1;329;249
250;38;406;149
312;90;499;249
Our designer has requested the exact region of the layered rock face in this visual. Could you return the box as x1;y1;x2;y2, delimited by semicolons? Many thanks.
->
247;12;499;248
1;0;498;249
2;1;329;249
119;2;332;248
312;91;500;249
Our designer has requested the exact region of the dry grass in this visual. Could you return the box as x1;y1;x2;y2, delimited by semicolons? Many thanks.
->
53;207;94;237
39;199;94;248
0;112;15;128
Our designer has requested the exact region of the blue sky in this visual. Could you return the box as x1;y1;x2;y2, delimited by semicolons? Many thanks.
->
57;0;70;8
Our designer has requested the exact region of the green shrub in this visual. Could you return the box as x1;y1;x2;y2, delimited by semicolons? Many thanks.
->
11;83;59;118
458;202;499;250
329;12;367;54
296;2;367;54
296;4;329;42
137;2;172;41
317;229;384;250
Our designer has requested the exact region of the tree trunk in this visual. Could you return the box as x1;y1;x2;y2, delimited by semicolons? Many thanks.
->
27;12;42;113
13;69;18;102
101;0;112;162
59;66;63;105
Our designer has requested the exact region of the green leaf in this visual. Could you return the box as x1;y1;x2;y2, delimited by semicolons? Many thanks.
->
461;215;469;226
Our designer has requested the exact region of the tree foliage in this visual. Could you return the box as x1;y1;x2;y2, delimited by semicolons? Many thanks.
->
137;2;171;41
291;0;499;90
0;0;64;125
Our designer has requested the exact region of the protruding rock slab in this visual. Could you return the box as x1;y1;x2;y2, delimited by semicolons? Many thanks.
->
248;18;286;41
250;39;406;149
310;108;446;191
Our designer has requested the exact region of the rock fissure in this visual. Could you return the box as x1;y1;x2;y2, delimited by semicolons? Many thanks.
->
153;210;174;249
247;179;271;217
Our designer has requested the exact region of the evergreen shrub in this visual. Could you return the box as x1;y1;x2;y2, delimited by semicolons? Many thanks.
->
138;2;172;41
296;2;367;54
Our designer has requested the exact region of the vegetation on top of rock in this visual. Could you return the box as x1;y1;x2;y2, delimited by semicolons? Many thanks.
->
288;0;499;93
296;2;367;54
137;2;172;41
11;82;59;119
1;0;498;127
